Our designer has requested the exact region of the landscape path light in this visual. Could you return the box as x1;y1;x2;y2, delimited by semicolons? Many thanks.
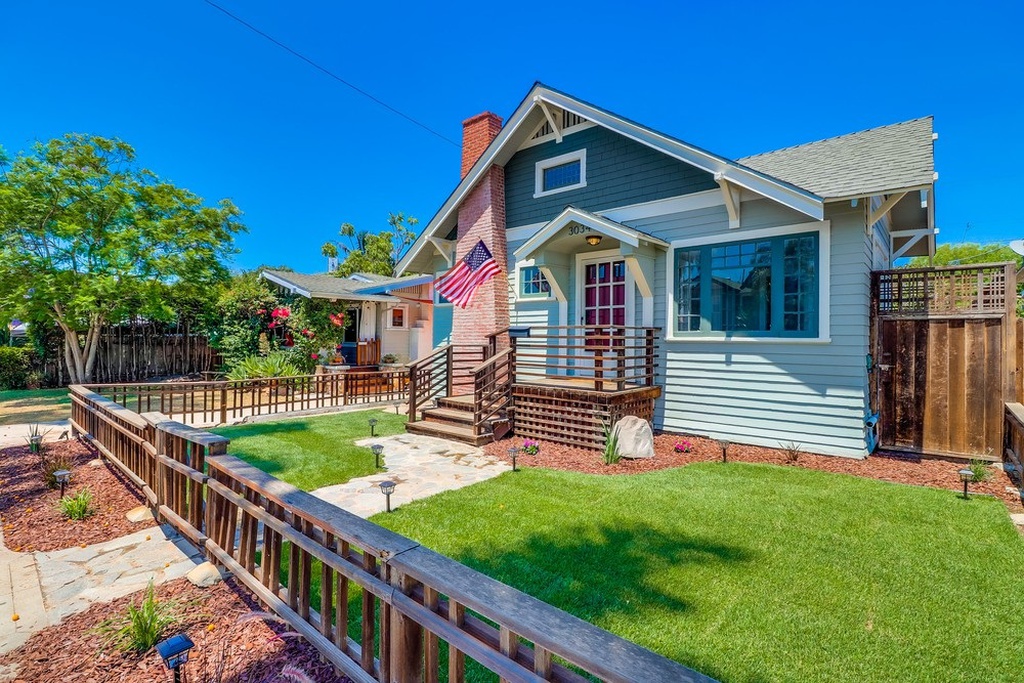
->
155;632;194;683
380;480;396;512
369;417;378;437
54;469;71;498
508;446;520;472
958;468;974;499
371;444;384;469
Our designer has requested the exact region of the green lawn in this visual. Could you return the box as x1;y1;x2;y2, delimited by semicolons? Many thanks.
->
0;388;70;426
212;410;407;490
356;463;1023;682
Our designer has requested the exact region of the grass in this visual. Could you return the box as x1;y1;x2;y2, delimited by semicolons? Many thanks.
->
0;388;70;426
345;463;1023;682
211;409;407;490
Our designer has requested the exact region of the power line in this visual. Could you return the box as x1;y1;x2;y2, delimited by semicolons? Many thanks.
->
202;1;459;147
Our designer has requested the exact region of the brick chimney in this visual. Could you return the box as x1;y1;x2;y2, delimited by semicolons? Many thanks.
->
461;112;503;179
451;112;509;372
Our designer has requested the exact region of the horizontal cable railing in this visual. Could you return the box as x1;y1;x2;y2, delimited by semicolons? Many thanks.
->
68;384;714;683
83;369;408;425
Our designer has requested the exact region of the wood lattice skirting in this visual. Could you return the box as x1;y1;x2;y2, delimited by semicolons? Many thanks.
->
511;384;662;450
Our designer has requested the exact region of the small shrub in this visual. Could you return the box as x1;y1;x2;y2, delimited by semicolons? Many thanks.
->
602;421;620;465
380;353;399;364
780;441;802;463
26;423;51;453
226;352;301;380
98;581;177;652
59;488;95;520
968;459;992;483
39;450;75;488
25;371;44;389
522;439;540;456
674;438;692;454
0;347;33;389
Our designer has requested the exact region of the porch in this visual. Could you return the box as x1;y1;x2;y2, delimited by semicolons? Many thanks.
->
405;325;661;448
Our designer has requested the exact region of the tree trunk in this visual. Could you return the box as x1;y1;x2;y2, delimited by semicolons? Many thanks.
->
55;318;103;384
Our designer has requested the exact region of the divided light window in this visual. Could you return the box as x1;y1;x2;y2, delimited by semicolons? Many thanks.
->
534;149;587;197
520;266;551;297
674;232;819;337
543;160;581;191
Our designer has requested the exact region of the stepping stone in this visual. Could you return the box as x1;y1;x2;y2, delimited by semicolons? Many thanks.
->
126;506;155;523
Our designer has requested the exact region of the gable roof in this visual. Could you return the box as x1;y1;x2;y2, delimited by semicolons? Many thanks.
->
397;83;826;275
261;269;425;302
738;117;935;199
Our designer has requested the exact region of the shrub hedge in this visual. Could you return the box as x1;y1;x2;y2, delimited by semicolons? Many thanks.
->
0;347;34;389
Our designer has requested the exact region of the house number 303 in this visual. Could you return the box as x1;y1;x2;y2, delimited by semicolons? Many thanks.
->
568;225;592;236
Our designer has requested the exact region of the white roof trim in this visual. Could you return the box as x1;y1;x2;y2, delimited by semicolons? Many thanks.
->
514;206;669;261
261;270;312;298
397;84;824;275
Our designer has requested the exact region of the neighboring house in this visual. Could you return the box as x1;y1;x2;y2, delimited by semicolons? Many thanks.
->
397;83;937;458
260;270;434;364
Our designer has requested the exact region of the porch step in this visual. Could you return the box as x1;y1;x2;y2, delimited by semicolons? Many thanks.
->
422;406;475;426
406;420;493;447
436;394;476;411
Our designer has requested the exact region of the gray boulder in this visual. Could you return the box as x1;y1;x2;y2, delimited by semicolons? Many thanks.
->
613;416;655;458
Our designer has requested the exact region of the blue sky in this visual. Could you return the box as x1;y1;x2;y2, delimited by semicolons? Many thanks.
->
2;1;1021;272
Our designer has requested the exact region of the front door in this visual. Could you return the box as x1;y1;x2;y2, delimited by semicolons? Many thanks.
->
582;258;627;332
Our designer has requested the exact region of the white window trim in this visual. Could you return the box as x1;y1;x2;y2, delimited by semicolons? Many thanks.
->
386;304;409;330
534;149;587;198
515;258;555;301
664;220;831;344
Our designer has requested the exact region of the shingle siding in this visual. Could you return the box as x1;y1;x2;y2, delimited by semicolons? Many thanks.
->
504;125;717;228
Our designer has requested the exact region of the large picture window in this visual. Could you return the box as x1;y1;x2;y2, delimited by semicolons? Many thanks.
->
673;232;819;337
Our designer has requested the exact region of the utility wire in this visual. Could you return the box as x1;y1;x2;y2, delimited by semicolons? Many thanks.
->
202;1;459;147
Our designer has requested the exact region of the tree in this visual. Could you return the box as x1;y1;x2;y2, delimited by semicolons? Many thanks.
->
320;212;418;276
0;134;244;383
908;242;1021;268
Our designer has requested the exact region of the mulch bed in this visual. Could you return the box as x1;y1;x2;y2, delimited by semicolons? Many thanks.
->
0;439;157;552
484;433;1024;512
0;577;350;683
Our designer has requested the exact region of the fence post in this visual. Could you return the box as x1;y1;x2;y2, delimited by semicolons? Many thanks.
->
219;385;228;425
446;346;454;397
389;568;424;683
645;328;656;387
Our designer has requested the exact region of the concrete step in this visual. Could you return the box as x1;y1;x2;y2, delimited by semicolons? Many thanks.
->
405;420;492;446
422;407;476;426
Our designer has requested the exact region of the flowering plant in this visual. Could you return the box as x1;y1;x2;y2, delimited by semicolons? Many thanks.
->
310;353;319;360
674;439;692;454
522;439;540;455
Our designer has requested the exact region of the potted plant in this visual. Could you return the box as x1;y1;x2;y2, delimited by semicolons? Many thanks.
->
26;424;50;454
379;353;404;373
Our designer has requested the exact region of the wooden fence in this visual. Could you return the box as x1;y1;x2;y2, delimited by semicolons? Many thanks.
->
69;385;714;683
84;370;408;425
871;263;1017;459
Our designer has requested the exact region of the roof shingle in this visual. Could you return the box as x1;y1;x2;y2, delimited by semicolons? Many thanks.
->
738;117;934;199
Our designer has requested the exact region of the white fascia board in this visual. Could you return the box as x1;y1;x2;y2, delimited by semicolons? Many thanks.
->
513;206;669;261
536;88;824;221
398;83;825;274
260;271;312;298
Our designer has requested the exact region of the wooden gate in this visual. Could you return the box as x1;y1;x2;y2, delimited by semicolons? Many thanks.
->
871;263;1017;459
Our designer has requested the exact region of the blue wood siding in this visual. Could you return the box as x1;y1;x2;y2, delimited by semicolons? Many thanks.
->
504;125;718;228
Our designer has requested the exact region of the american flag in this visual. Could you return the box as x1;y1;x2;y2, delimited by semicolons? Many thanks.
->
434;240;501;309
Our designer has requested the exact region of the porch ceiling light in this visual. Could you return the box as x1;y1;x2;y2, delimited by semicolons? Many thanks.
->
585;234;603;246
957;467;973;499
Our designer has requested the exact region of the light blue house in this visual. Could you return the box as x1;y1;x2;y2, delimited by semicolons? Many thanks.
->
397;84;936;457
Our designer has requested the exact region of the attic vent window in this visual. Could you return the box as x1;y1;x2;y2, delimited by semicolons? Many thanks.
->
534;149;587;198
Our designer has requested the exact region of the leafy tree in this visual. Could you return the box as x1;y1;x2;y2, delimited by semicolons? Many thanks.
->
0;134;244;383
908;242;1021;268
209;271;281;370
320;212;418;276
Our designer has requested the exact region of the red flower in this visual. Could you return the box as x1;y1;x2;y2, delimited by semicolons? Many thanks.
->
268;321;277;328
311;353;318;360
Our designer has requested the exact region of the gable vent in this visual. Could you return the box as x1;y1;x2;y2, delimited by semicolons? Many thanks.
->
530;110;589;140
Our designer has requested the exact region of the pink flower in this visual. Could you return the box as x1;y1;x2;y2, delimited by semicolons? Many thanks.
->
256;308;266;315
268;321;277;328
310;353;318;360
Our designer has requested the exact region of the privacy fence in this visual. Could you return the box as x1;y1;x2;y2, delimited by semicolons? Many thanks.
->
871;262;1018;459
68;385;713;683
84;369;408;425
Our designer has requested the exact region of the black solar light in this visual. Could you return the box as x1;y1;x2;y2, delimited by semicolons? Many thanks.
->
369;417;379;437
155;633;194;683
958;468;974;499
371;444;384;468
507;447;520;472
54;469;71;498
380;480;396;512
717;440;730;463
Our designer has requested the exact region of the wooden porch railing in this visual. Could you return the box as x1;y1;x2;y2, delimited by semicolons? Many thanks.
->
356;338;381;366
488;326;660;392
406;345;452;423
84;370;408;425
69;385;714;683
472;348;513;437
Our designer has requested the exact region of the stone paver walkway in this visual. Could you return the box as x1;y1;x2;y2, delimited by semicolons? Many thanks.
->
0;421;69;450
311;433;510;517
0;524;202;656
